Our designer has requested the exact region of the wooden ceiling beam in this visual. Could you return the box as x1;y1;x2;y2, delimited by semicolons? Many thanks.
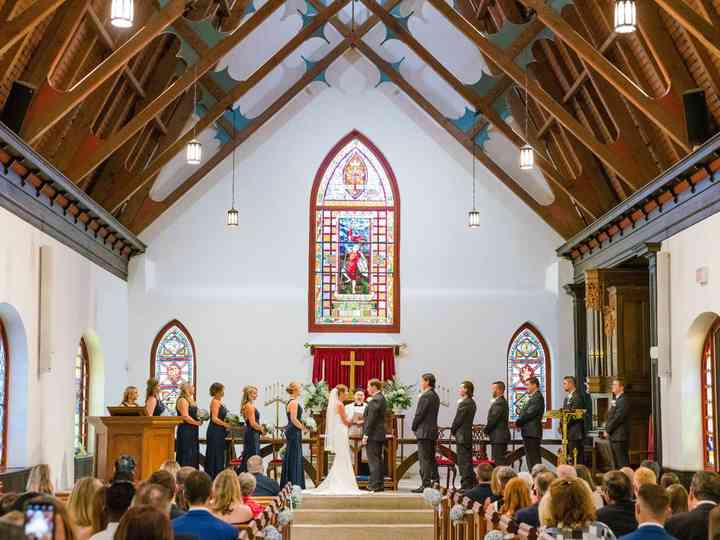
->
652;0;720;60
0;0;69;56
105;0;350;212
65;0;286;184
427;0;646;185
20;0;188;145
520;0;689;152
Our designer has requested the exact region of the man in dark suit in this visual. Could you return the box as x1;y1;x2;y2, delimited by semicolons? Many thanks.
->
515;471;556;528
596;470;637;537
515;376;545;469
171;470;237;540
665;471;720;540
247;455;281;496
464;463;494;505
363;378;387;492
562;375;586;465
412;373;440;493
484;381;511;465
620;484;677;540
604;378;630;468
451;380;477;490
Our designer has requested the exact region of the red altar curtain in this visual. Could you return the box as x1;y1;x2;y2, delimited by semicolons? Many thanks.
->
311;347;396;390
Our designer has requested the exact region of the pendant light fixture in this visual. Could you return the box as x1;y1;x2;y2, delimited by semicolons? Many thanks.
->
519;72;534;171
613;0;637;34
468;128;480;229
227;108;239;227
186;65;202;165
110;0;134;28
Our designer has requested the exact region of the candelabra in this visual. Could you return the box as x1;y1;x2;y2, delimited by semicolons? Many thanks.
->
437;385;451;408
263;382;288;437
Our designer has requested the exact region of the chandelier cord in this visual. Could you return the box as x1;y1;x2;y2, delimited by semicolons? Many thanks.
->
524;71;529;141
472;135;476;211
232;108;236;209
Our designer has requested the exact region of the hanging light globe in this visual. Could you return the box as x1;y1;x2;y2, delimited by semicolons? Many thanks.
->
468;210;480;228
111;0;134;28
614;0;637;34
519;144;535;170
186;139;202;165
227;207;239;227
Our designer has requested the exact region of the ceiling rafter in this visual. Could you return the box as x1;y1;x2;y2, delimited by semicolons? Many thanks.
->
652;0;720;60
0;0;69;56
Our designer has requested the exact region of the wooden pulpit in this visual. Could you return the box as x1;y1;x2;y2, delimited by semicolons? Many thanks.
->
89;416;182;481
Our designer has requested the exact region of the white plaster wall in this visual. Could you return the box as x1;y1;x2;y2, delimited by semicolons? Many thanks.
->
130;57;574;436
0;206;128;488
659;211;720;470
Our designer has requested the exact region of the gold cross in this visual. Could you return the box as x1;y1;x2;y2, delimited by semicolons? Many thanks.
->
340;351;365;391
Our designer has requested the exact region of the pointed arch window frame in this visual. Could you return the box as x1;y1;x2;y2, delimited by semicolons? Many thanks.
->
150;319;198;410
74;338;90;452
701;317;720;471
308;130;401;333
0;320;8;467
506;322;552;429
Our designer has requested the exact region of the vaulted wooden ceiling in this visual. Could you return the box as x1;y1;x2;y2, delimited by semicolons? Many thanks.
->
0;0;718;240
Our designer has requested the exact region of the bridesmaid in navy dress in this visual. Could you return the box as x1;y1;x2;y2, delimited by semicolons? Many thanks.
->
281;382;307;488
175;383;202;468
205;382;231;479
241;386;265;472
145;378;167;416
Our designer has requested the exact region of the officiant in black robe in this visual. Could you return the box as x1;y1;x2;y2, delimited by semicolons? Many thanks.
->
363;378;387;492
451;381;477;490
412;373;440;493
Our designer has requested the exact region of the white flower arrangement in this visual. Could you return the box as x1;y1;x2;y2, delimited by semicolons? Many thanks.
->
303;416;317;432
225;413;242;426
449;504;465;524
277;509;294;529
291;485;303;509
422;487;442;509
383;377;415;411
262;525;282;540
196;409;210;421
302;381;329;413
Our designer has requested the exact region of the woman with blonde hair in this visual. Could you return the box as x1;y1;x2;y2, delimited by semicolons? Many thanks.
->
500;477;532;518
67;477;103;540
120;386;139;407
144;378;166;416
160;460;180;477
281;382;307;488
240;385;265;472
26;464;54;495
210;470;253;524
175;382;202;468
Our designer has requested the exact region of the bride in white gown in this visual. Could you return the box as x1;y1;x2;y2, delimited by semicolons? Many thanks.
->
305;385;365;495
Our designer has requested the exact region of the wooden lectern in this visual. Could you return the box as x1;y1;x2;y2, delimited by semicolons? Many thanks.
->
89;416;182;481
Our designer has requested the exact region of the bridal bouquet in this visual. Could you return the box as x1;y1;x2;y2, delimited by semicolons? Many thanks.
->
383;377;415;412
303;381;329;414
225;413;242;426
303;416;318;432
196;409;210;421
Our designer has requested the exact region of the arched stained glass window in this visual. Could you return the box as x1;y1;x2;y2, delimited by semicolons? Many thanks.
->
151;320;196;410
701;318;720;470
74;339;89;452
309;131;400;333
507;323;551;426
0;320;8;466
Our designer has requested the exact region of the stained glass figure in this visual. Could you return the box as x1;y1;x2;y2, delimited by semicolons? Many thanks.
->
507;323;550;423
702;321;719;470
309;132;400;332
0;322;7;466
153;322;195;410
74;341;89;452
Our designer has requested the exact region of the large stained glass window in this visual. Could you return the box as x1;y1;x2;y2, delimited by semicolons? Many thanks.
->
702;319;720;470
151;320;196;410
309;131;400;332
0;321;8;466
507;323;551;426
74;340;89;452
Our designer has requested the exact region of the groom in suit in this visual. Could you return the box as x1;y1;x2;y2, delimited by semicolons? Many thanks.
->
363;378;387;492
412;373;440;493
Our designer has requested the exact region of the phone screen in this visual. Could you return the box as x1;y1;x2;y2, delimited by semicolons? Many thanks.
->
24;504;54;540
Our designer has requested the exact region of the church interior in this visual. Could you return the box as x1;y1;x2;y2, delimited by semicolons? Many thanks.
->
1;0;720;539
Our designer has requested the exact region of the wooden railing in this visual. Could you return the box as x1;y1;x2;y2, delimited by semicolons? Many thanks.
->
434;486;538;540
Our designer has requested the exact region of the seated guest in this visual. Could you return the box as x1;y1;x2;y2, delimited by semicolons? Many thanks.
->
160;460;180;478
465;463;495;505
539;478;615;538
26;496;76;540
597;470;637;537
531;464;549;478
518;472;533;490
489;466;518;511
133;483;195;540
68;477;103;540
90;485;107;534
576;464;604;509
640;460;663;482
619;484;675;540
176;466;197;512
111;455;137;484
211;470;253;524
26;464;54;495
171;470;237;540
621;467;636;491
148;470;184;519
634;467;658;497
666;484;688;515
247;456;280;497
120;386;139;407
90;481;135;539
499;477;531;518
115;505;173;540
557;464;578;480
238;473;264;518
515;471;556;528
660;473;680;489
665;471;720;540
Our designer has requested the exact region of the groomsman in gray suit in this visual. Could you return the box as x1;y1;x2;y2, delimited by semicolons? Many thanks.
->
412;373;440;493
451;381;477;490
484;381;511;465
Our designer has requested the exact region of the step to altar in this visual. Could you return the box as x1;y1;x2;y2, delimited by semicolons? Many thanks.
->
293;495;434;540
